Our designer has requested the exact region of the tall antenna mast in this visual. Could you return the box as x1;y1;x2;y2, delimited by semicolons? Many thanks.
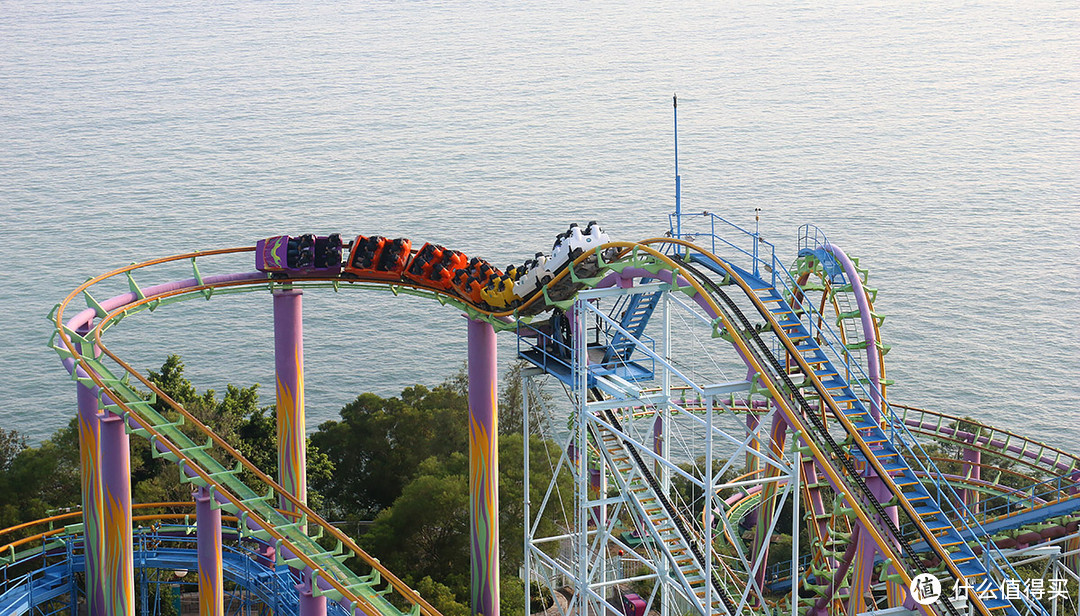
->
673;94;681;240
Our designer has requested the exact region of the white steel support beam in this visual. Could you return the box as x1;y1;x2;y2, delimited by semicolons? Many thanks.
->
525;279;806;616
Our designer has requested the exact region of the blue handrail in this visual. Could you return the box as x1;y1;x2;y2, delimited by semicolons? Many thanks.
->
670;215;1061;611
668;211;777;286
0;520;341;616
763;229;1062;613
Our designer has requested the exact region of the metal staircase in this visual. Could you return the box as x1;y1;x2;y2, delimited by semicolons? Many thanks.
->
730;271;1026;616
602;280;662;366
671;246;1042;616
590;408;738;615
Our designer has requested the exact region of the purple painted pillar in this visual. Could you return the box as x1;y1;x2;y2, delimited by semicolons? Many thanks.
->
850;510;877;613
824;244;883;421
849;473;898;613
467;318;500;616
652;414;662;457
962;446;982;513
744;368;762;527
75;365;106;616
196;486;223;616
298;572;327;616
652;414;664;481
274;289;307;513
751;413;787;595
745;411;761;480
800;458;833;567
589;466;602;526
812;525;861;616
99;412;135;615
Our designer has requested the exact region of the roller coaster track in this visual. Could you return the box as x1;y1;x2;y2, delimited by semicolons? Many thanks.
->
787;233;1080;566
46;243;695;616
894;404;1080;479
46;240;901;616
583;240;992;614
659;238;1057;616
617;383;1080;605
49;236;1063;616
718;398;1080;544
51;249;448;616
584;243;978;613
590;407;739;614
0;503;302;616
788;247;890;404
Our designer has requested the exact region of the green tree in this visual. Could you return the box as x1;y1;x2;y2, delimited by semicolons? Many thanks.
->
498;361;554;437
134;355;241;503
0;354;337;531
358;430;571;614
138;355;333;509
671;455;740;511
414;576;470;616
311;385;469;519
318;364;574;613
361;454;472;589
0;427;28;471
497;433;573;574
236;404;277;474
0;421;80;529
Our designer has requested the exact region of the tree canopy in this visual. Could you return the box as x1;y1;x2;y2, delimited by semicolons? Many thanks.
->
0;355;565;615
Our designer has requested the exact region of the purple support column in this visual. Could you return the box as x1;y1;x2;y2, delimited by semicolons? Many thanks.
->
196;486;223;616
744;368;762;527
811;525;861;616
588;465;602;526
651;415;662;455
962;446;982;513
467;318;500;616
745;367;761;464
849;515;876;614
274;289;307;513
751;413;787;595
99;412;135;615
298;572;327;616
823;244;883;421
800;458;833;567
75;367;106;616
849;473;898;613
745;411;761;479
653;414;663;479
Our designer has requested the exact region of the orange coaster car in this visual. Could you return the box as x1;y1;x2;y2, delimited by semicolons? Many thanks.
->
345;236;412;281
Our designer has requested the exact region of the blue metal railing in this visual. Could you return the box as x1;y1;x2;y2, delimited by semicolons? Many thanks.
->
516;320;575;380
0;520;353;616
0;536;77;616
764;552;813;585
757;228;1061;614
671;213;1061;611
516;317;655;385
936;473;1078;527
796;224;831;265
768;473;1079;584
668;212;777;286
896;472;1080;540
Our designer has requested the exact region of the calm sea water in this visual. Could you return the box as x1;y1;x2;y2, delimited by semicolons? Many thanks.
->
1;1;1077;451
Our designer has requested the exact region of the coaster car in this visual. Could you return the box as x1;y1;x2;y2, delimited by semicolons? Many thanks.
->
256;234;343;275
